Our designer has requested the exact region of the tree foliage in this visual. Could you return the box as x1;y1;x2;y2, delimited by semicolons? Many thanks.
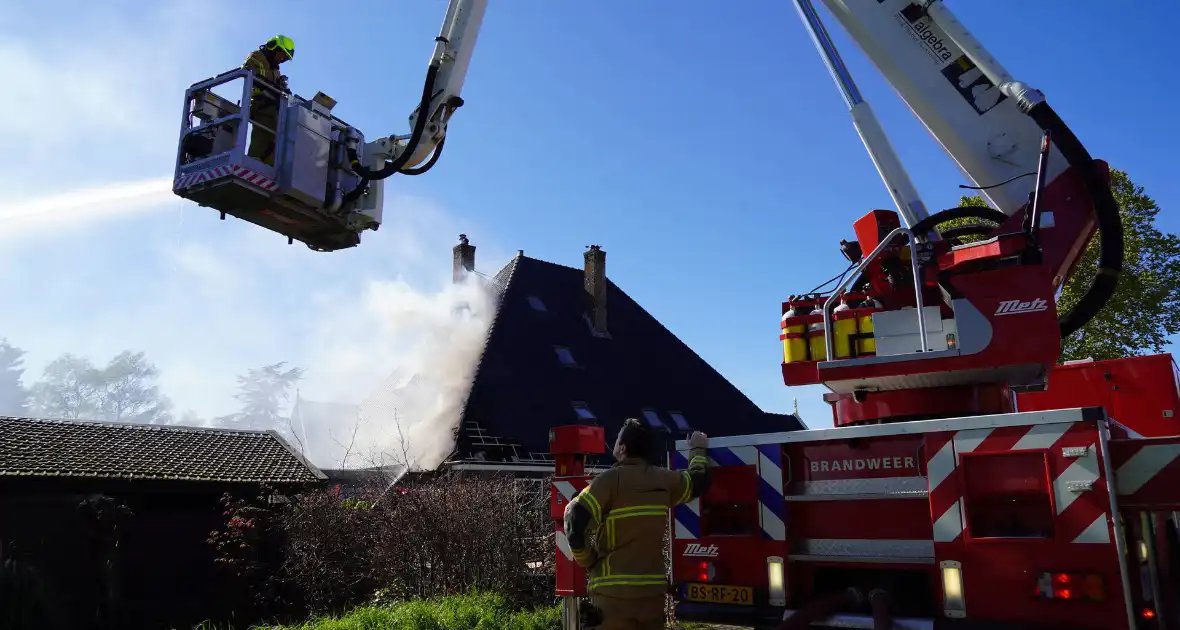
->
0;339;30;416
949;169;1179;361
218;362;304;432
28;351;172;423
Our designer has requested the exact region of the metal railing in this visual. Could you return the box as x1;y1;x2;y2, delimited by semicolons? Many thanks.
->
822;227;928;362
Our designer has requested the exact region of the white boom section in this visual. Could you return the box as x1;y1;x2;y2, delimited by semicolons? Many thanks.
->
815;0;1066;217
366;0;487;170
793;0;932;229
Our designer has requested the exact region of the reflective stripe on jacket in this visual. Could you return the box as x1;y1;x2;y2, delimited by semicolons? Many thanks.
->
565;448;710;599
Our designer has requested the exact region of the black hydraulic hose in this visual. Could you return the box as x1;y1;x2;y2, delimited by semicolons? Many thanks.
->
340;62;442;205
909;206;1010;238
401;136;445;176
1023;101;1124;338
346;62;441;181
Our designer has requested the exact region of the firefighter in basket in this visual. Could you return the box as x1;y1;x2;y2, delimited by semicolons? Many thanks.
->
243;34;295;166
564;419;712;630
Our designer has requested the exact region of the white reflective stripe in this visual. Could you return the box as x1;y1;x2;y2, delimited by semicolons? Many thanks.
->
554;481;578;501
952;428;994;462
759;450;784;492
732;446;759;466
674;520;695;539
1072;514;1112;544
685;498;700;516
932;499;963;542
556;531;574;560
1116;444;1180;495
1013;422;1073;451
1052;443;1100;514
707;457;720;467
761;503;787;541
926;440;956;490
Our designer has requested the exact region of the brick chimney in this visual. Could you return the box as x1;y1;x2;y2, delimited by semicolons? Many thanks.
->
453;234;476;283
584;245;607;334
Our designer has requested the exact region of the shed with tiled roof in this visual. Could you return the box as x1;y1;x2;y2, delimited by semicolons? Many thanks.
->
0;415;325;485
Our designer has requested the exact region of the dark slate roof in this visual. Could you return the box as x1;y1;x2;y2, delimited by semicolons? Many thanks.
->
451;251;804;467
0;416;327;484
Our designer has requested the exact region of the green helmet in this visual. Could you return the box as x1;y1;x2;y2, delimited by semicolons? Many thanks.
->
265;34;295;60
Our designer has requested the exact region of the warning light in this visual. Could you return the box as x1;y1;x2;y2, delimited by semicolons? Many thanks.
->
1143;608;1157;620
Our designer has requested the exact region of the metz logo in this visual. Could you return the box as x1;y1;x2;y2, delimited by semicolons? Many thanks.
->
683;543;719;558
995;298;1050;316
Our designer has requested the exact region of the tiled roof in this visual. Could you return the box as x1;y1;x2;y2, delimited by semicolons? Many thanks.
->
0;416;327;484
451;251;804;467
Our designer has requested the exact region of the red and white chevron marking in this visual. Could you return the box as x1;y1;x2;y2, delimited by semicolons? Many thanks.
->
926;419;1113;545
1110;437;1180;508
553;477;590;562
173;164;278;192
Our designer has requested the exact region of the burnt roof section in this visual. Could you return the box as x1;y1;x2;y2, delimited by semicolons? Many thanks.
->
453;252;804;467
0;416;327;484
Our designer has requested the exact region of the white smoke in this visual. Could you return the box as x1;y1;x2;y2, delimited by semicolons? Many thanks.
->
296;272;498;471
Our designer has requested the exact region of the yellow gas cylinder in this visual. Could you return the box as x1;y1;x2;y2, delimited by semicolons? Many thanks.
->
807;305;827;362
856;297;883;356
780;302;809;364
832;299;857;359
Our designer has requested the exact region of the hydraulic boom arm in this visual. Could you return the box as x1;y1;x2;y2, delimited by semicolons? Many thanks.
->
346;0;487;185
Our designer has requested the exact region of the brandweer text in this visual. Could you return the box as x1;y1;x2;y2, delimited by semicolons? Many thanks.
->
811;456;916;473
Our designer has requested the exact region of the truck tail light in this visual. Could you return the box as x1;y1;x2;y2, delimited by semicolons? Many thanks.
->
941;560;966;618
1034;572;1105;601
767;556;786;607
696;561;717;583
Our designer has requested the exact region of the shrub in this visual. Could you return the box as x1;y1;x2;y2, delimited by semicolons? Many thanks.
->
209;473;554;623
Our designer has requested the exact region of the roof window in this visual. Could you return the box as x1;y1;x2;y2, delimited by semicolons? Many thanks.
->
571;402;596;421
527;295;548;312
669;411;691;432
553;345;578;366
642;409;666;429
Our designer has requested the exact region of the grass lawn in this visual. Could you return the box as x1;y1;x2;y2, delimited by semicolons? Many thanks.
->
249;592;558;630
193;592;725;629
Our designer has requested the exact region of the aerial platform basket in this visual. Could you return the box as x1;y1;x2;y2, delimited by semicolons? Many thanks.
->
173;67;385;252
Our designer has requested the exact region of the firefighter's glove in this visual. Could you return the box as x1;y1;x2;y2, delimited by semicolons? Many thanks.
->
688;431;709;449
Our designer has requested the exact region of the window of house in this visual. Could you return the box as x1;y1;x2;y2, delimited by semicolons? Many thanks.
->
642;409;666;429
669;411;691;433
571;402;596;421
527;295;547;312
962;451;1055;539
553;345;577;366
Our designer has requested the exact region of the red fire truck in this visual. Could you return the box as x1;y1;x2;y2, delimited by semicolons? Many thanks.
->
546;0;1180;628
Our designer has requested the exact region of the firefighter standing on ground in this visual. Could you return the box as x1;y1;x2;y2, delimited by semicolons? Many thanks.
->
243;35;295;166
564;419;712;629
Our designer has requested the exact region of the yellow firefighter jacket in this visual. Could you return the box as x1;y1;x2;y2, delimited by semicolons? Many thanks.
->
564;447;710;600
243;50;284;98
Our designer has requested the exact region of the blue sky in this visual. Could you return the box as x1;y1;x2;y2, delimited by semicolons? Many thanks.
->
0;0;1176;435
